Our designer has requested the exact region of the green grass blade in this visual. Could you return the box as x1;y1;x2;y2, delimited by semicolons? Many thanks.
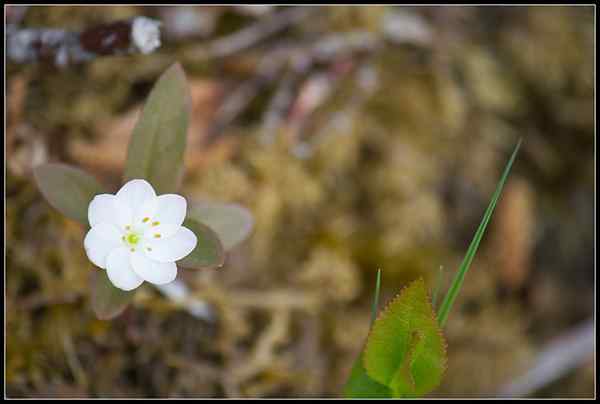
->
431;265;444;309
437;139;522;327
370;269;382;326
343;268;392;398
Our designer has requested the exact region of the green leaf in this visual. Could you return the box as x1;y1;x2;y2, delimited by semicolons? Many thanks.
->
178;218;225;270
364;278;447;398
33;163;106;224
188;202;254;251
344;269;392;398
33;163;133;320
123;63;192;195
90;269;135;320
437;139;522;327
343;351;392;398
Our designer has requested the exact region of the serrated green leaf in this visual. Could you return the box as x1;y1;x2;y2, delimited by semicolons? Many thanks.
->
188;202;254;251
437;139;522;327
364;278;447;398
90;269;135;320
178;218;225;270
33;163;106;224
123;63;192;195
343;351;392;398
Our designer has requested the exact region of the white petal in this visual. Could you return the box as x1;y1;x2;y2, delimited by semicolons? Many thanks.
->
153;194;187;226
130;252;178;285
142;223;180;240
133;196;158;226
84;223;122;269
116;179;156;216
88;194;132;229
106;247;144;291
145;226;197;263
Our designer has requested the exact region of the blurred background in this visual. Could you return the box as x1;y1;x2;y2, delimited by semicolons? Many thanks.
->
5;5;595;398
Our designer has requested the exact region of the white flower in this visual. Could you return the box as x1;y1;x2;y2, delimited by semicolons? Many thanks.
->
84;179;197;291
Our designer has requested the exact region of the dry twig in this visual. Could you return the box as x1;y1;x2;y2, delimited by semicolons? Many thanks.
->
154;280;216;323
498;318;595;397
200;7;315;59
7;16;161;67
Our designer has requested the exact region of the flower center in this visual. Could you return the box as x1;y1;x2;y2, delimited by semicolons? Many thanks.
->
122;226;143;252
126;232;141;245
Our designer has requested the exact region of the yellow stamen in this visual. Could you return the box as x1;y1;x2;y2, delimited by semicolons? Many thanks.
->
142;217;150;223
154;234;161;238
152;221;160;226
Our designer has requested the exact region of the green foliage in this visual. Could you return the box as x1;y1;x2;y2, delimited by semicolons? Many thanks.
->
344;269;392;398
370;268;382;326
33;163;105;225
177;218;225;270
32;63;254;320
344;140;521;398
344;279;446;398
343;351;392;398
364;278;447;398
123;63;192;195
90;268;135;320
431;265;444;309
437;139;522;327
189;202;254;251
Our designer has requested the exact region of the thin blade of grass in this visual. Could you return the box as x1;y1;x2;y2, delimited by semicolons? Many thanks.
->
437;139;522;327
370;268;382;326
431;265;444;309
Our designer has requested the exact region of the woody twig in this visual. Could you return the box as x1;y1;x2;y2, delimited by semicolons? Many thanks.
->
7;16;162;67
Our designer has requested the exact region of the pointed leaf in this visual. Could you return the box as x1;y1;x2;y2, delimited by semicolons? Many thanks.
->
178;218;225;270
123;63;192;195
33;163;106;224
364;278;447;398
90;269;135;320
188;202;254;251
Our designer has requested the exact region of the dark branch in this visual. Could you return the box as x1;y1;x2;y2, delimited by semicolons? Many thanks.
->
7;16;162;67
